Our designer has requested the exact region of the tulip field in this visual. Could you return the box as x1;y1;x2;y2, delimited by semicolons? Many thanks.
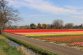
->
4;29;83;46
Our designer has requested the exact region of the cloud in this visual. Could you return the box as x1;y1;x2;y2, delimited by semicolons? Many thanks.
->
6;0;80;14
30;0;80;14
70;15;83;19
6;0;83;20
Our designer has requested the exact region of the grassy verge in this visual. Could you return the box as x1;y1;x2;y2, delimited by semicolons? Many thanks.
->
4;34;57;55
0;35;22;55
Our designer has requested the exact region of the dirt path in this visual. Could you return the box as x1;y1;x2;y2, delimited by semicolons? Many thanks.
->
5;33;83;55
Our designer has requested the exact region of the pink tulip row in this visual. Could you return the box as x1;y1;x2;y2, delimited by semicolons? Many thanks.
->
70;42;83;46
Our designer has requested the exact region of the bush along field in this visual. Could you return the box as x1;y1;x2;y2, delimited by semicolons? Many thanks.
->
4;29;83;50
0;35;22;55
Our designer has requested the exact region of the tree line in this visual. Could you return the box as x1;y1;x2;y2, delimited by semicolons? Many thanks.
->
6;19;83;29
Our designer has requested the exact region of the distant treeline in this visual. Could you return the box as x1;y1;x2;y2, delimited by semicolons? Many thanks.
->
6;20;83;29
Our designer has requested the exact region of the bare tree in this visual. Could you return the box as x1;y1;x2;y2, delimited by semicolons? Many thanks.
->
0;0;20;34
52;19;63;29
64;23;74;29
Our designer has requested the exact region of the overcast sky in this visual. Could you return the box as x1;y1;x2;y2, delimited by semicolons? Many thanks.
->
7;0;83;25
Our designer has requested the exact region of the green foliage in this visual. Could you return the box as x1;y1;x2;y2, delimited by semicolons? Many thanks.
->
37;23;42;29
0;39;9;49
5;47;21;55
30;23;37;29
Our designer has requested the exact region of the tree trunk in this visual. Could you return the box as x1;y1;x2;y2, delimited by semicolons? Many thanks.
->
0;30;1;34
0;30;2;34
0;25;4;34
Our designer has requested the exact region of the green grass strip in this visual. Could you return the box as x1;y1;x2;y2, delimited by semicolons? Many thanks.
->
0;35;22;55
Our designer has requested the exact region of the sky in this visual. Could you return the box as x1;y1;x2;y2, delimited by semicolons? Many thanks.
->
6;0;83;26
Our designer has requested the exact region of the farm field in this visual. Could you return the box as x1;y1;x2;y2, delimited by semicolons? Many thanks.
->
4;29;83;47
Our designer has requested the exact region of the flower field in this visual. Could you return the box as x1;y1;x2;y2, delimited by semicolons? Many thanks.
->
37;36;83;42
4;29;83;36
4;29;83;46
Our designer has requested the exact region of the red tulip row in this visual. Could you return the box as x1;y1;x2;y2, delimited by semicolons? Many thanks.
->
4;29;83;33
